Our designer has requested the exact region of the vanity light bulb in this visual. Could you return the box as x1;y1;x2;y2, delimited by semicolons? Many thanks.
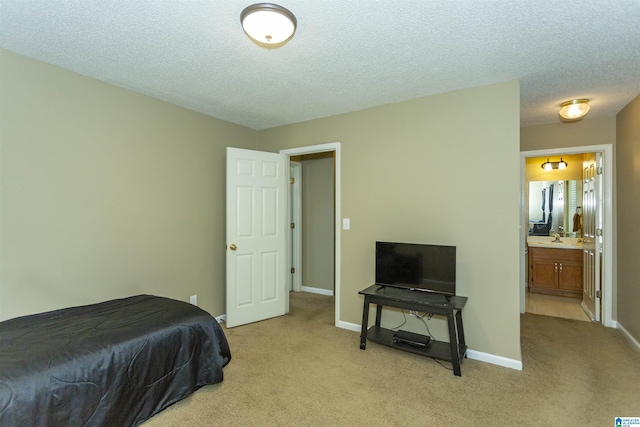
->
544;162;553;171
559;161;567;170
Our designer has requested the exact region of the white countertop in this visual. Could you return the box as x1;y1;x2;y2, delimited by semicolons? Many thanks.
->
527;236;583;249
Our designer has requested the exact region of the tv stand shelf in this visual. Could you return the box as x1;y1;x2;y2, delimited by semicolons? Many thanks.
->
359;285;468;376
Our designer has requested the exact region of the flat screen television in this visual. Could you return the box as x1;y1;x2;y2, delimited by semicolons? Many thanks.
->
375;241;456;296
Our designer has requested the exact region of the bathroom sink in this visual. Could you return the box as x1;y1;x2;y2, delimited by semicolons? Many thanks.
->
527;238;583;249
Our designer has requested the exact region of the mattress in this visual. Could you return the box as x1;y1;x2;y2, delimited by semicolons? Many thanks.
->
0;294;231;426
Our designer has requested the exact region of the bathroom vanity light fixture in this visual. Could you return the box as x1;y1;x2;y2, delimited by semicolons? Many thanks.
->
559;99;590;120
241;3;297;46
541;157;568;171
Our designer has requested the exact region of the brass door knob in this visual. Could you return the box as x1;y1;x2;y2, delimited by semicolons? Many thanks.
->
229;244;237;251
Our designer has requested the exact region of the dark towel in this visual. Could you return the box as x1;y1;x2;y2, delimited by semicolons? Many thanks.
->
573;213;582;232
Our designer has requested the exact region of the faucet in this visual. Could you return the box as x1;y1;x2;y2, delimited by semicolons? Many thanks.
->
553;233;563;243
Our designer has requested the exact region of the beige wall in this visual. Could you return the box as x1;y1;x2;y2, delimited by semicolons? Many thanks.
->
615;94;640;341
1;49;524;362
520;116;616;151
299;154;334;292
261;80;522;361
0;49;258;320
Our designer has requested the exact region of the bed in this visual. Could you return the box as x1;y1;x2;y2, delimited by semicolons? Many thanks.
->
0;294;231;426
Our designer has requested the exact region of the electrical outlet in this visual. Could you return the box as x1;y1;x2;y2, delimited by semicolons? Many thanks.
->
189;295;197;306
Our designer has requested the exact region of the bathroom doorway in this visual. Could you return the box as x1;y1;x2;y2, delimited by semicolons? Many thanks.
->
520;144;613;327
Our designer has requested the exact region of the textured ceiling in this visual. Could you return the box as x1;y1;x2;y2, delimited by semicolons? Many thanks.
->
1;1;639;130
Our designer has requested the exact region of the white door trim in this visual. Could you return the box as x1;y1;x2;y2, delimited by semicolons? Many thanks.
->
280;142;342;328
290;161;302;292
520;144;613;327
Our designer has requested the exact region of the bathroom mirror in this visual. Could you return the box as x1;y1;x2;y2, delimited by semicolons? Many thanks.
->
528;180;583;237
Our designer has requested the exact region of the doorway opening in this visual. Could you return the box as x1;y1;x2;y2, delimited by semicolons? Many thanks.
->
289;152;335;297
281;142;342;328
520;144;613;327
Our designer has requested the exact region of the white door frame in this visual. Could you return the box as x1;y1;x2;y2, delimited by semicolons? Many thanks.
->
289;161;302;292
280;142;342;328
520;144;613;327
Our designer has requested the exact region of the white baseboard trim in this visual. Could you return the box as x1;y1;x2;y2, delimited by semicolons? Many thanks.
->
215;314;226;323
616;321;640;353
301;286;334;296
466;349;523;371
336;321;523;371
337;320;361;332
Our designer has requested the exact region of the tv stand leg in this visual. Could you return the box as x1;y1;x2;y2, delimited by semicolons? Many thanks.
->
447;311;462;376
455;310;467;358
360;296;370;350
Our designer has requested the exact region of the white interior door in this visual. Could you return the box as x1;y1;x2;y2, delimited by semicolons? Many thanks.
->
226;147;288;328
581;153;601;322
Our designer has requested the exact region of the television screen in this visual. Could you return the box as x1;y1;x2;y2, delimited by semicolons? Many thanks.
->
375;241;456;296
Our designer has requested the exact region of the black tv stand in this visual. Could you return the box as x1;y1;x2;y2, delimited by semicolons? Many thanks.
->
359;285;468;376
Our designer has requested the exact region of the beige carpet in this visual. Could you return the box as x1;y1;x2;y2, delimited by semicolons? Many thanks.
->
143;292;640;426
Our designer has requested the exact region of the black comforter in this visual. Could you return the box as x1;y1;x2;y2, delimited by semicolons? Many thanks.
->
0;294;231;426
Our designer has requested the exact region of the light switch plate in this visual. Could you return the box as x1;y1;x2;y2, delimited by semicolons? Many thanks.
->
342;218;350;230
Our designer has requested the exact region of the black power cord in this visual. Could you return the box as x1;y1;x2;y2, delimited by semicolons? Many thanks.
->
415;311;454;372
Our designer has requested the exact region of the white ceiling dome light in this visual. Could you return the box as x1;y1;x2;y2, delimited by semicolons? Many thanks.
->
241;3;297;46
559;99;590;121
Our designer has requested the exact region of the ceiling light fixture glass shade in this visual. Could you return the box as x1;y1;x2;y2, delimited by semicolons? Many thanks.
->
559;99;590;120
541;158;568;170
558;158;567;170
241;3;297;45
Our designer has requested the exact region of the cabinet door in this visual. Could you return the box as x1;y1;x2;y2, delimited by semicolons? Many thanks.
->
558;260;583;292
531;259;558;290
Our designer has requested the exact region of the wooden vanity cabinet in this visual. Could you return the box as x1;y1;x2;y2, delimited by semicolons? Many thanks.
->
528;247;583;297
